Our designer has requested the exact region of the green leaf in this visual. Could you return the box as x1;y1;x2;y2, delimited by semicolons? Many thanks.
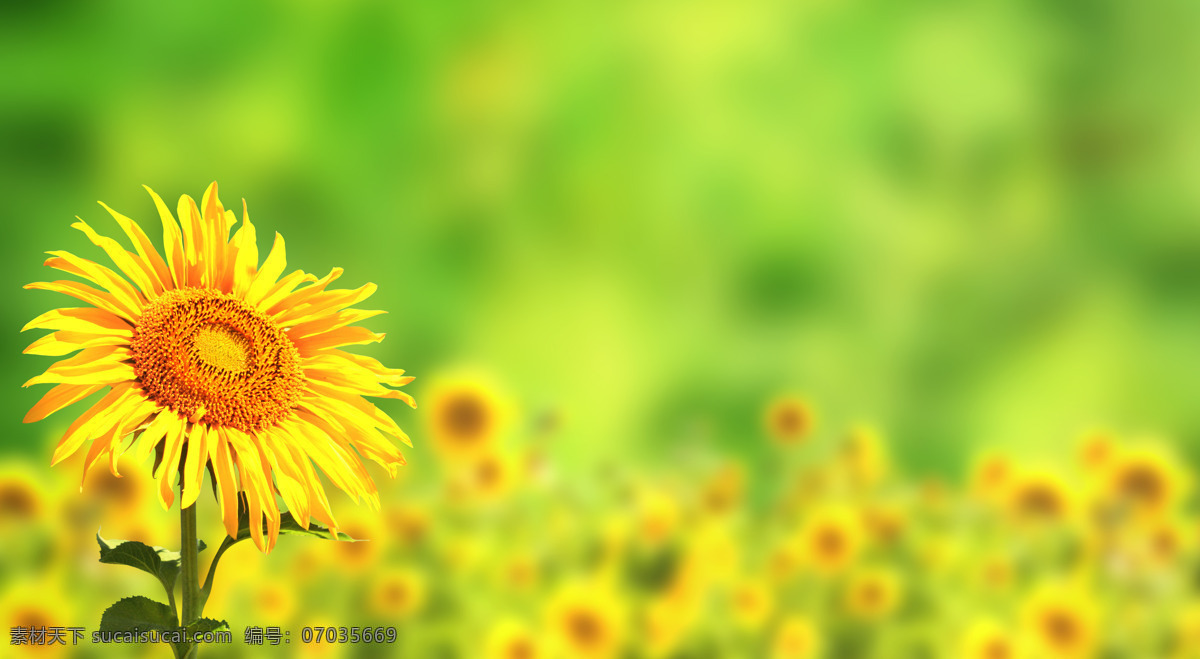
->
230;494;361;545
99;596;177;633
185;618;230;635
97;533;208;595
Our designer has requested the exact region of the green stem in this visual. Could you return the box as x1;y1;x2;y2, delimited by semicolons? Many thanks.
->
180;502;200;658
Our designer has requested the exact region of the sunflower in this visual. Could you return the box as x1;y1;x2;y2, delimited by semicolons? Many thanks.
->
1076;431;1118;473
843;567;901;620
21;183;414;552
764;395;815;446
1174;602;1200;659
427;375;507;463
961;618;1019;659
1;578;76;659
1100;444;1186;523
969;450;1014;505
369;565;427;619
485;618;541;659
771;615;821;659
1020;585;1099;659
546;582;625;659
1004;468;1074;527
0;465;45;526
635;487;680;547
642;596;691;658
797;506;863;576
729;576;774;631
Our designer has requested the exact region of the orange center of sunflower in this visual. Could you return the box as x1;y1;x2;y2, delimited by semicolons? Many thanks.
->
130;288;303;432
444;392;489;441
566;610;603;647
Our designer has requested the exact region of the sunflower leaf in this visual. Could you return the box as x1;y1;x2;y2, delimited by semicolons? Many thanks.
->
99;595;177;633
185;617;230;634
228;495;360;544
97;532;208;596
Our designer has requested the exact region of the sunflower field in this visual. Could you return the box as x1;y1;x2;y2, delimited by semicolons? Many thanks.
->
5;1;1200;658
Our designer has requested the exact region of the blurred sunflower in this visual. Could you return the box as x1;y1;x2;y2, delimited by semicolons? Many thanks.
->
1004;468;1074;526
0;465;45;527
546;582;625;659
369;565;427;619
771;615;821;659
700;461;745;515
427;375;508;463
797;506;863;576
0;579;75;659
961;618;1018;659
764;395;815;446
1076;431;1118;474
969;450;1014;505
485;618;541;659
1020;585;1099;659
21;183;415;552
843;567;902;620
1100;444;1186;523
635;487;680;547
642;596;693;658
458;447;518;503
729;576;774;631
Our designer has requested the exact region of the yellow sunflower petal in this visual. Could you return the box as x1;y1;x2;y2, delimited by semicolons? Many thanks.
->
144;185;187;288
43;250;144;313
70;220;159;300
23;383;105;424
25;280;139;322
98;200;172;295
22;307;132;335
244;232;287;307
49;383;135;465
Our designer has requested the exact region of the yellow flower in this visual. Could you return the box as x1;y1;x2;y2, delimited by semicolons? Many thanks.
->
961;618;1020;659
369;566;427;619
860;503;906;548
797;506;863;575
1004;468;1074;526
843;567;901;620
1020;585;1099;659
0;578;76;659
0;465;45;527
1101;444;1186;523
21;184;414;552
1076;431;1118;473
635;487;680;547
730;576;775;631
764;395;815;446
546;582;625;659
970;450;1015;504
771;615;821;659
486;618;541;659
427;375;508;463
456;447;517;503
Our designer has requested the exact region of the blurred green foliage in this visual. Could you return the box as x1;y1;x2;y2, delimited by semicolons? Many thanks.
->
5;0;1200;478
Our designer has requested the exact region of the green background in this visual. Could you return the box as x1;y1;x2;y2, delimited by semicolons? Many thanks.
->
5;0;1200;479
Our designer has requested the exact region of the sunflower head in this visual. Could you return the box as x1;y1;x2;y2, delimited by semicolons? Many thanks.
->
369;566;427;618
1101;445;1186;523
1020;585;1099;659
844;567;902;620
547;583;625;659
427;375;508;463
961;618;1018;659
1004;468;1074;527
22;183;415;552
771;615;821;659
764;395;815;446
486;619;541;659
798;506;863;576
729;576;775;631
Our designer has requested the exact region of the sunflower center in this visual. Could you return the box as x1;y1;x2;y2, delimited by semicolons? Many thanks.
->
130;288;303;432
445;393;488;440
193;325;251;373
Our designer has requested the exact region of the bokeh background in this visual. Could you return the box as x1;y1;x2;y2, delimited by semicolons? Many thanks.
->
4;1;1200;658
